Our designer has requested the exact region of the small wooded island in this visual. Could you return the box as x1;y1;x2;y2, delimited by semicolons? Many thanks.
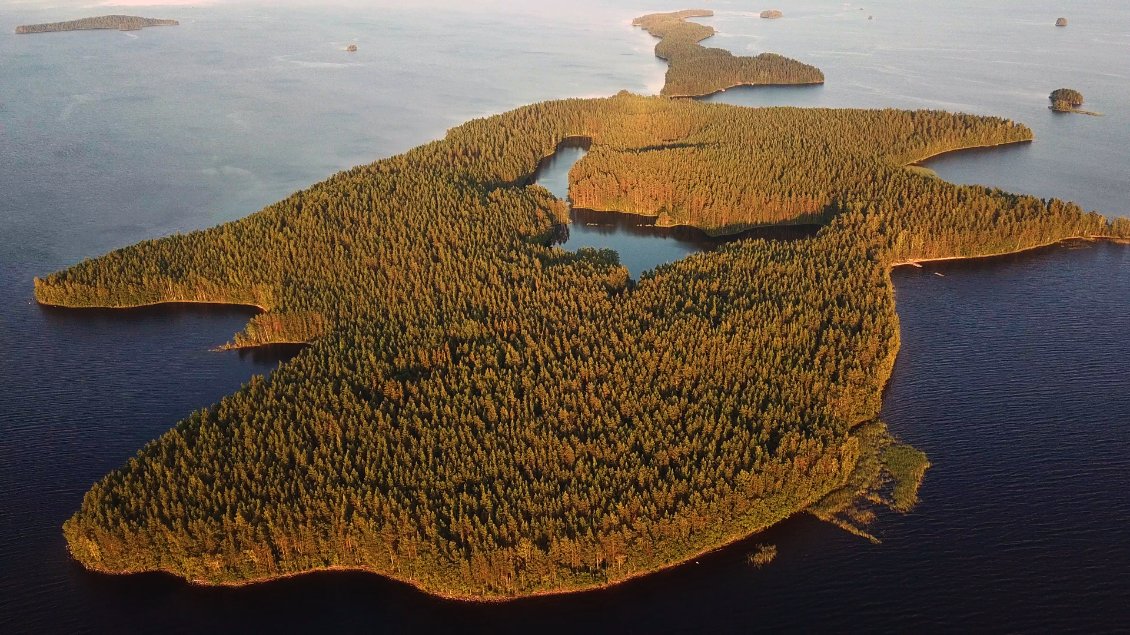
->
15;15;178;34
633;10;823;97
1049;88;1084;112
1048;88;1101;115
760;10;784;19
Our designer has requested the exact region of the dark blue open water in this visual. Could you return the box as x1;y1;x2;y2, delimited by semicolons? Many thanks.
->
1;1;1127;632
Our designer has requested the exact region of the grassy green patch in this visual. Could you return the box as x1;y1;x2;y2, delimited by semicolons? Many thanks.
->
881;444;931;512
747;544;778;568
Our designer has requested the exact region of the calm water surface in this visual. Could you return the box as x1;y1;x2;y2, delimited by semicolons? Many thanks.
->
700;0;1130;215
1;0;1128;632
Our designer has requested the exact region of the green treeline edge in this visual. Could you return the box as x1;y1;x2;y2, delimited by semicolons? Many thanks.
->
633;10;824;97
38;94;1130;599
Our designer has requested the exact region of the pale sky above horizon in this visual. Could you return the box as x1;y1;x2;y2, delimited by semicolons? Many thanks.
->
2;0;646;23
3;0;606;7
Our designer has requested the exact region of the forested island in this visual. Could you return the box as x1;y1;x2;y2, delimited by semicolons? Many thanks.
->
1049;88;1084;112
37;89;1129;599
1047;88;1100;116
633;10;823;97
15;15;178;34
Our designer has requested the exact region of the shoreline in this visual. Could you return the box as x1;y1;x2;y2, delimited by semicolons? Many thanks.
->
215;339;311;352
907;138;1033;167
34;297;317;352
878;234;1128;401
890;235;1127;269
35;298;269;313
73;501;826;604
15;25;177;35
576;204;823;238
522;135;593;189
668;79;824;100
215;340;311;352
1050;106;1102;117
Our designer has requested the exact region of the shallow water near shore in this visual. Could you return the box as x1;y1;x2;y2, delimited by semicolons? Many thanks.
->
2;0;1128;631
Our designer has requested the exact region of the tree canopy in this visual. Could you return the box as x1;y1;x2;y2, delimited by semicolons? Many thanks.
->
38;93;1128;599
1049;88;1085;112
633;10;823;97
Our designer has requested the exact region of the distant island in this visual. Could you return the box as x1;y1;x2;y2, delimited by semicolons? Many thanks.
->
1049;88;1100;115
760;10;784;19
1049;88;1084;112
346;44;358;53
633;10;823;97
15;15;178;34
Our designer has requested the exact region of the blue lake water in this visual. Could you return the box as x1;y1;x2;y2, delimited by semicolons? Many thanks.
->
1;0;1127;631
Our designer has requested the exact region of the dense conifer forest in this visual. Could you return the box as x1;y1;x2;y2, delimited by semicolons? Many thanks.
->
1049;88;1085;112
37;92;1128;598
633;10;824;97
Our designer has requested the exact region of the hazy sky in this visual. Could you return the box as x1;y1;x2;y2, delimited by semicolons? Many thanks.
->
2;0;623;9
1;0;667;32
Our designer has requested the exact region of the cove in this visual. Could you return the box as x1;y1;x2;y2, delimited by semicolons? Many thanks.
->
532;140;818;278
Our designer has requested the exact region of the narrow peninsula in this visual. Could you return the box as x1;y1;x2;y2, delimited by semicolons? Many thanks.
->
633;10;824;97
15;15;178;34
39;89;1129;600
